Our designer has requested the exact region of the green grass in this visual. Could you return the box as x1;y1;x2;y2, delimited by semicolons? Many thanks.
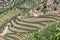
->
0;0;43;28
25;23;57;40
0;0;60;40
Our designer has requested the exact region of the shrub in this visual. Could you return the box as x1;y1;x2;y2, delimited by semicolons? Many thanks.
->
25;23;57;40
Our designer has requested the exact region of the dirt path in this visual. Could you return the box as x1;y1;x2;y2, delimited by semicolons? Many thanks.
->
0;26;9;36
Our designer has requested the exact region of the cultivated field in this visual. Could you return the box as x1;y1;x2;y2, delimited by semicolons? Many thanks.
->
0;0;60;40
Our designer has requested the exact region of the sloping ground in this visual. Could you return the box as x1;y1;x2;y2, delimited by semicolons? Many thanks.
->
1;8;20;21
0;0;40;26
1;5;60;40
0;13;60;40
0;8;20;26
0;0;60;40
0;0;20;26
25;22;58;40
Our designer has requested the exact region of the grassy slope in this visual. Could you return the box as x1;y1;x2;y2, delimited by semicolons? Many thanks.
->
1;0;60;40
25;23;57;40
0;8;20;25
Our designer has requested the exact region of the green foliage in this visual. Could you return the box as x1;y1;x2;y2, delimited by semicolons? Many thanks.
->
41;8;47;14
25;22;60;40
25;24;57;40
55;28;60;40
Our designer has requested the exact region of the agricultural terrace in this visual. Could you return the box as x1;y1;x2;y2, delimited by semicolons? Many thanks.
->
0;0;60;40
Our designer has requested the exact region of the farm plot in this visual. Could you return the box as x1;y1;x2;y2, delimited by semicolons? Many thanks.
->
0;0;60;40
0;14;60;40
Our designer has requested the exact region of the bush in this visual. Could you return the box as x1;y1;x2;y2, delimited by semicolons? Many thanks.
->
25;23;57;40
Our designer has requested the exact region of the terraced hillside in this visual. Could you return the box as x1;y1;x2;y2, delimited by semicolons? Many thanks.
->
0;13;60;40
0;0;60;40
0;0;42;25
